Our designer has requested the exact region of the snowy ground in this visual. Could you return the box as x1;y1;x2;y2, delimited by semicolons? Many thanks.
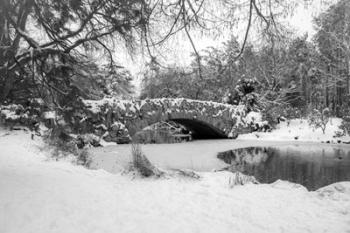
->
1;128;350;233
238;118;350;142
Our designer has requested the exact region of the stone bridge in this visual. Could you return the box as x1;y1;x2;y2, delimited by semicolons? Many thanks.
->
78;98;257;143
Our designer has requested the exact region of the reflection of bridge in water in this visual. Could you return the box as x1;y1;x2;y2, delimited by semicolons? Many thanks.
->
81;98;250;140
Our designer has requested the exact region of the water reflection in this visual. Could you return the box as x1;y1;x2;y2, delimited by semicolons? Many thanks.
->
217;146;350;190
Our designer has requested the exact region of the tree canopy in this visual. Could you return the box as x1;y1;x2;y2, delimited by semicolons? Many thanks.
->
0;0;319;108
0;0;150;106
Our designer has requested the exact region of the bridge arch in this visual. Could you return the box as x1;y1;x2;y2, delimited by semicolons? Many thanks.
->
80;98;252;143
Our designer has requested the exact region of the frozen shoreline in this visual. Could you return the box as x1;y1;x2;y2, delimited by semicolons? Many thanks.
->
91;139;350;173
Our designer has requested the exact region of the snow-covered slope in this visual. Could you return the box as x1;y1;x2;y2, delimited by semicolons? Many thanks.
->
238;118;350;142
1;129;350;233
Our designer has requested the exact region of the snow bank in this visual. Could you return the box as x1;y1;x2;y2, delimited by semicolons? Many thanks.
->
317;182;350;201
238;118;350;142
1;129;350;233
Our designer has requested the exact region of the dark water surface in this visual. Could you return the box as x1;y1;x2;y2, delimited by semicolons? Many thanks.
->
217;145;350;190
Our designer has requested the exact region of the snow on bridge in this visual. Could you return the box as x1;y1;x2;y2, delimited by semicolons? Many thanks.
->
80;98;261;142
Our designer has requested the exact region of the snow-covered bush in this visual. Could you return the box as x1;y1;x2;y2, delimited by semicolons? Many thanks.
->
45;132;78;158
261;103;301;127
0;98;56;131
76;134;101;148
102;121;131;144
283;106;302;126
43;125;92;167
1;104;23;120
260;103;283;126
339;116;350;136
308;108;330;134
244;111;270;132
337;107;350;136
228;77;260;112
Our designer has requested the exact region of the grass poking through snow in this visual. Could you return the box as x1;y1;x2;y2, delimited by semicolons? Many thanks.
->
130;143;164;177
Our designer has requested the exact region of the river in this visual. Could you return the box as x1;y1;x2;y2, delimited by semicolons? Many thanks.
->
90;139;350;176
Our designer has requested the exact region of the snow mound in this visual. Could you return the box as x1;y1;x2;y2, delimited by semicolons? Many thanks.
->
317;182;350;201
270;179;308;192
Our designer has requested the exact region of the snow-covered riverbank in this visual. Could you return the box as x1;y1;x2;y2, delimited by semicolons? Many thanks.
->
238;118;350;142
1;129;350;233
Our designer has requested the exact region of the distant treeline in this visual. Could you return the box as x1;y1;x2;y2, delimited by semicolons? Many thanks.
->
141;0;350;118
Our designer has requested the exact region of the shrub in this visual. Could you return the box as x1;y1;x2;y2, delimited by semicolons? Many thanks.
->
43;126;92;167
339;115;350;136
261;103;300;127
307;108;330;134
44;131;78;158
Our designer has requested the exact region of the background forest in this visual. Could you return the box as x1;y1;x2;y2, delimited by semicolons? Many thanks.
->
141;0;350;122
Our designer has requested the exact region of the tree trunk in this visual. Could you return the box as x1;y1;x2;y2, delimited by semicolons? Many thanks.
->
0;1;33;104
325;66;330;108
348;59;350;95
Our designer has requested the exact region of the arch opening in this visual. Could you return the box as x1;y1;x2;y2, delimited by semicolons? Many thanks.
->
171;118;227;139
